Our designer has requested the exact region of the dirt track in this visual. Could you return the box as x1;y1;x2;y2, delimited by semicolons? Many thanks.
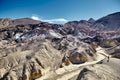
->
36;46;109;80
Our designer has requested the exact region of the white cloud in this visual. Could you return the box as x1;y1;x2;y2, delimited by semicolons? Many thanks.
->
31;16;40;20
31;16;68;24
44;18;68;23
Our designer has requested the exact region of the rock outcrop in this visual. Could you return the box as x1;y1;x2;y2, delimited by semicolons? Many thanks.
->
0;18;12;28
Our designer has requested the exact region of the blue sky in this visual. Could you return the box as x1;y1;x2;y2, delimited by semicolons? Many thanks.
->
0;0;120;23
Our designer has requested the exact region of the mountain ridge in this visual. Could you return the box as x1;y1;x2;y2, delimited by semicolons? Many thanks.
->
0;12;120;31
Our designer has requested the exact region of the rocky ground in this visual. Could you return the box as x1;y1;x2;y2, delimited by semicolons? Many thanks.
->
0;12;120;80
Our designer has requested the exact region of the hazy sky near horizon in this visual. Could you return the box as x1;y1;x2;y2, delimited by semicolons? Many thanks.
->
0;0;120;23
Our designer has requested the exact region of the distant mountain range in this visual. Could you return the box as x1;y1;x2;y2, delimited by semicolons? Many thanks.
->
95;12;120;30
0;12;120;31
0;12;120;40
64;12;120;31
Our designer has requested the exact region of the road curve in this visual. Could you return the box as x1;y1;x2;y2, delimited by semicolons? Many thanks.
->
36;46;109;80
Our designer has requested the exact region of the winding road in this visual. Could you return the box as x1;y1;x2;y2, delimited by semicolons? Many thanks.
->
36;46;110;80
